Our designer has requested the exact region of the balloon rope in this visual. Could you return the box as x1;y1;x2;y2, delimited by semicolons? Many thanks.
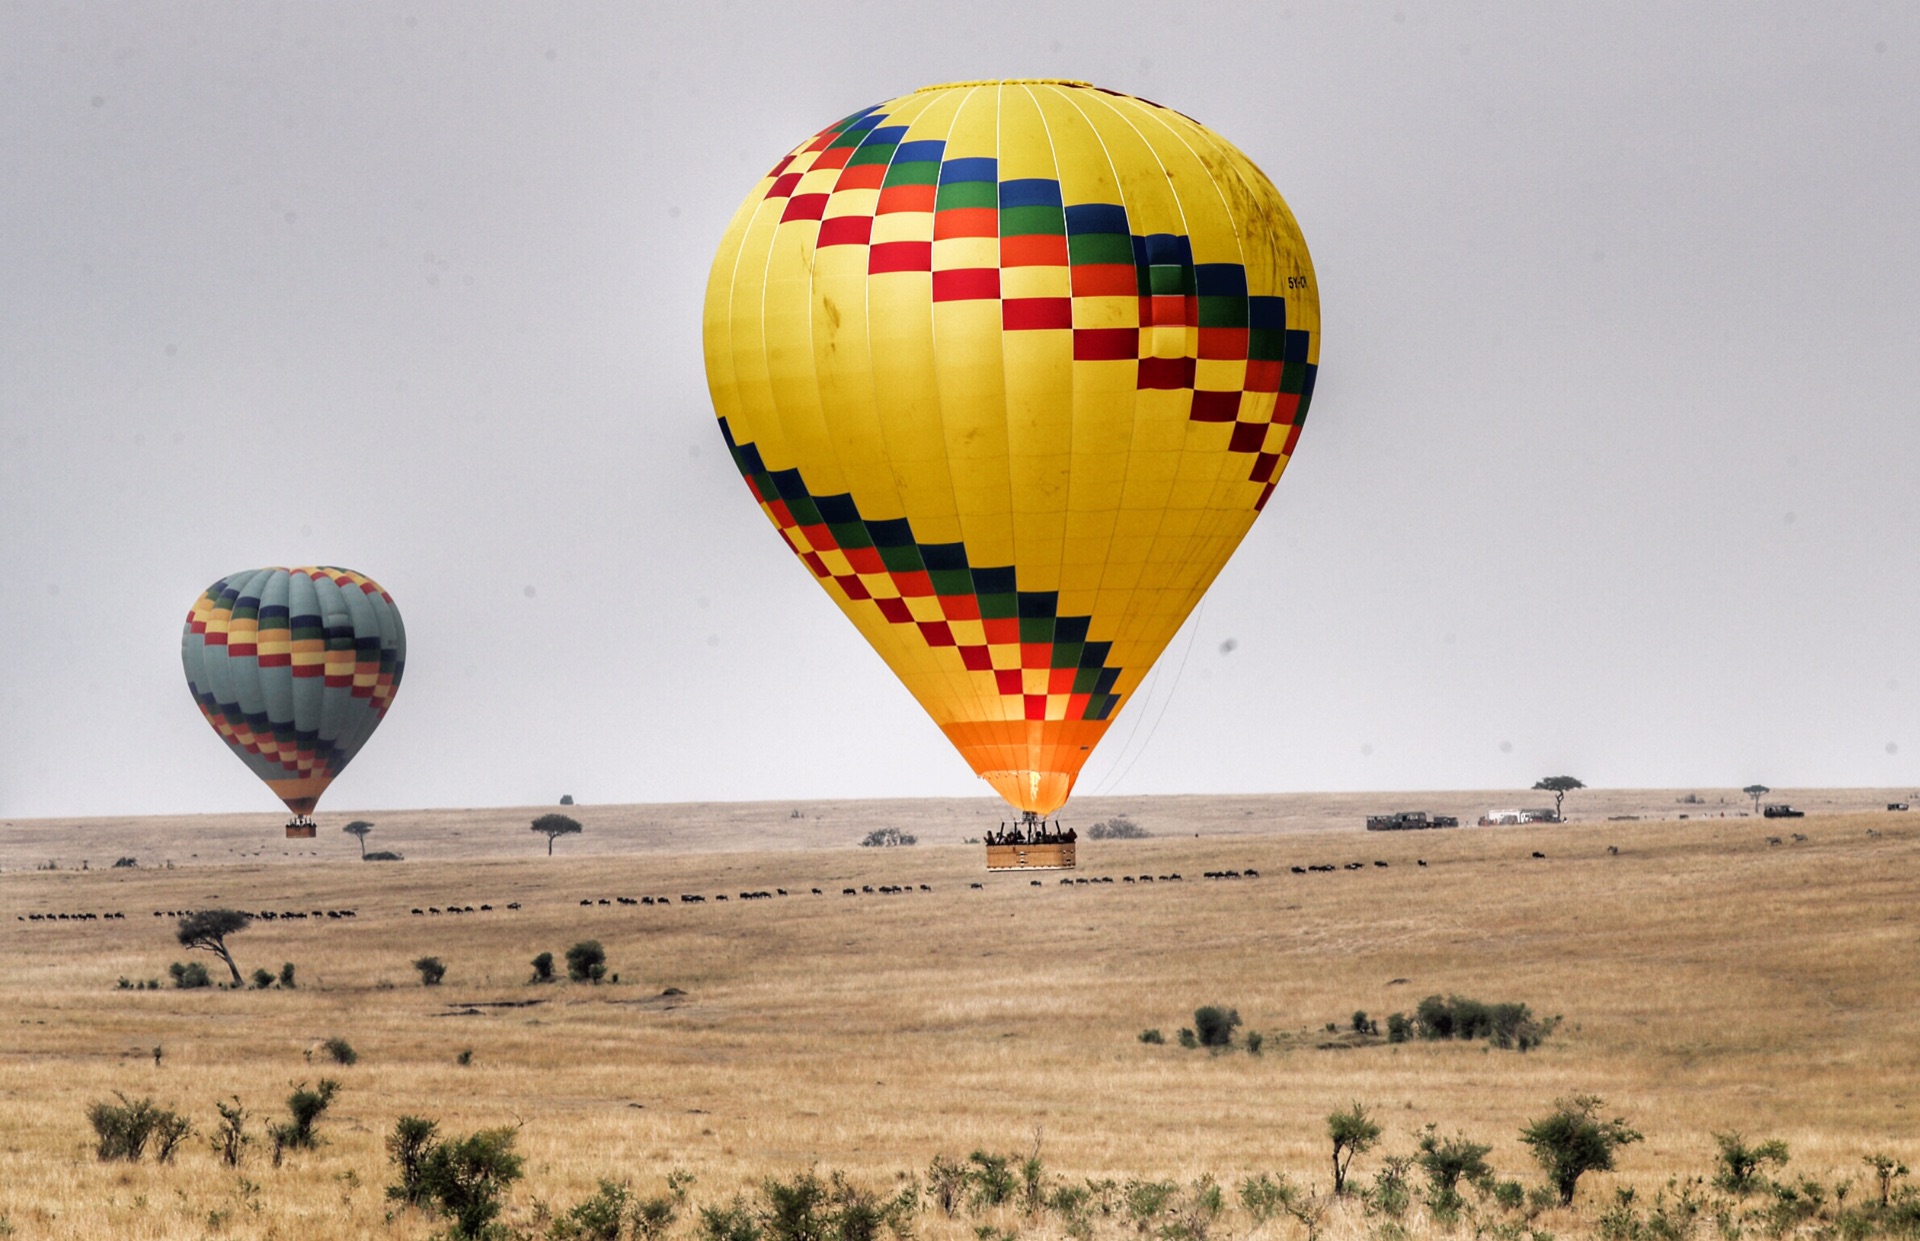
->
1086;597;1205;797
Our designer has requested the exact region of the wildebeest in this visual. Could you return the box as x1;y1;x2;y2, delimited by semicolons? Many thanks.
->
1531;851;1546;859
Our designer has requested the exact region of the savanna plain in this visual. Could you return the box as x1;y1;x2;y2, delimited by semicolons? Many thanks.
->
2;788;1916;1239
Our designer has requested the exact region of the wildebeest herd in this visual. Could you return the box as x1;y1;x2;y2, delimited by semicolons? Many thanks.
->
17;832;1884;931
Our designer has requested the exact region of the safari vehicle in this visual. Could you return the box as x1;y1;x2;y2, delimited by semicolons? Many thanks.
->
1763;804;1806;819
1365;811;1460;831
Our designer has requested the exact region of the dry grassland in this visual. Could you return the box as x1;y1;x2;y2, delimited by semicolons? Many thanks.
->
1;790;1916;1238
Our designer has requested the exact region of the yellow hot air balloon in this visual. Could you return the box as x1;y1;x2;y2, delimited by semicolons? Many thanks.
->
704;80;1318;844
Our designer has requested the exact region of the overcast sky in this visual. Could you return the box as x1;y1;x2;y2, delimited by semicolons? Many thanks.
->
3;3;1917;820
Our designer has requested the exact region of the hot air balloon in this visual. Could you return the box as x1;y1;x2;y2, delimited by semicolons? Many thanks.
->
703;81;1319;868
181;567;405;837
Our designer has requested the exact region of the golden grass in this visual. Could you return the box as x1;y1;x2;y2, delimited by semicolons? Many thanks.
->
1;792;1916;1238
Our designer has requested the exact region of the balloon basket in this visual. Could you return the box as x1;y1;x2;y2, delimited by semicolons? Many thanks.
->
985;841;1076;871
285;817;317;839
984;812;1077;870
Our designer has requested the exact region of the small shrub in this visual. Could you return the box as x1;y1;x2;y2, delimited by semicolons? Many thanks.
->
761;1168;830;1241
531;952;555;984
968;1150;1017;1208
385;1115;439;1207
153;1109;192;1163
1123;1178;1178;1233
269;1079;339;1164
860;827;918;847
414;956;447;986
1193;1005;1241;1049
698;1198;762;1241
1238;1172;1303;1223
633;1198;679;1241
1417;1127;1494;1211
1366;1156;1414;1219
250;968;274;989
1087;815;1150;840
364;850;404;861
1714;1131;1789;1195
87;1093;188;1162
211;1096;249;1167
169;961;211;989
322;1037;358;1066
927;1155;967;1216
1177;1028;1198;1049
279;962;296;988
549;1178;631;1240
565;940;607;984
1386;1012;1412;1043
1138;1028;1164;1045
417;1125;525;1239
456;1048;474;1066
1245;1030;1264;1055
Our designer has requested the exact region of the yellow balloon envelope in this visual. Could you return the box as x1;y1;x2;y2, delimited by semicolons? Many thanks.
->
704;81;1319;815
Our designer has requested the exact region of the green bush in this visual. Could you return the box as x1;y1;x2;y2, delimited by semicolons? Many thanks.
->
968;1150;1016;1208
1137;1028;1164;1045
1416;1127;1494;1211
1365;1156;1414;1219
1520;1095;1642;1205
1237;1172;1303;1223
698;1198;762;1241
1328;1102;1382;1196
1713;1131;1788;1195
1411;995;1555;1049
269;1079;339;1164
927;1155;967;1216
566;940;607;984
251;968;274;989
417;1126;525;1239
1245;1030;1264;1055
86;1092;190;1162
386;1115;440;1207
1087;815;1150;839
1123;1178;1178;1233
1192;1006;1241;1048
633;1190;680;1241
549;1178;631;1240
1177;1028;1198;1049
1386;1012;1412;1043
414;956;447;986
211;1096;249;1168
531;951;555;983
169;961;211;989
322;1036;357;1066
279;962;296;988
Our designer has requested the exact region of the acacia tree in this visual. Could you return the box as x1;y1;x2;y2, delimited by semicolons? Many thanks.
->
531;813;582;857
1742;784;1770;815
1327;1101;1381;1195
1532;776;1586;821
343;821;374;858
1520;1095;1641;1205
176;909;253;986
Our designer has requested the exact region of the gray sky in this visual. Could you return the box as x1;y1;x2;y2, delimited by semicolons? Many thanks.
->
3;3;1917;819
